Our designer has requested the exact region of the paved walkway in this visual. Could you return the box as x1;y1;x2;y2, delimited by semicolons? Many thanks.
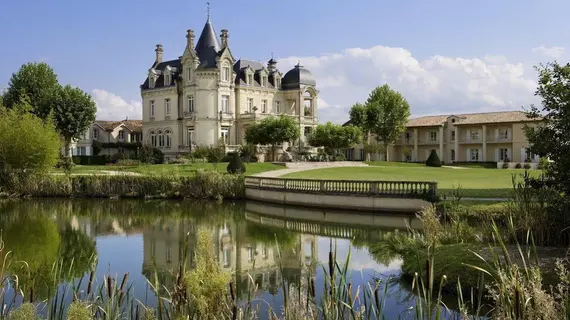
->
51;170;142;176
253;161;368;178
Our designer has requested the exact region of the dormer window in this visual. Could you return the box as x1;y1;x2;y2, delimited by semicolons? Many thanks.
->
261;76;267;87
187;68;192;82
118;130;125;140
149;76;155;88
164;73;170;86
222;66;230;82
276;77;281;88
247;74;254;85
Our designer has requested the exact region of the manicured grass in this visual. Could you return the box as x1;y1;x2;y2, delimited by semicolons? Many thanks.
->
52;162;282;176
282;165;541;199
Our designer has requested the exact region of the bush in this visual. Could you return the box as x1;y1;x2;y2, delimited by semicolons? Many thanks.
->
116;159;140;166
502;162;510;169
71;155;109;165
537;157;549;170
515;163;522;169
110;152;127;163
227;153;246;174
206;145;226;164
140;144;164;164
425;149;442;167
0;102;61;173
524;163;532;170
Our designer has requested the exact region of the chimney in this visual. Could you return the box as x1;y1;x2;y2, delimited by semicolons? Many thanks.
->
155;44;163;63
220;29;229;48
186;29;195;49
268;54;277;73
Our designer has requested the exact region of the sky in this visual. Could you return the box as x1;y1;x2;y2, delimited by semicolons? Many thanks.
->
1;0;569;123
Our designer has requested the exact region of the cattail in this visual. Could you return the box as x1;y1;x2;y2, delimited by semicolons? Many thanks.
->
348;283;353;303
135;305;140;320
229;281;236;302
425;259;431;291
107;276;113;299
29;287;34;303
310;277;316;299
87;270;95;295
374;286;380;310
119;273;129;292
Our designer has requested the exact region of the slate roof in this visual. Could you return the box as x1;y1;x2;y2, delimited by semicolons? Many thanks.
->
282;64;316;90
141;59;181;90
233;59;276;88
94;120;143;133
195;18;221;68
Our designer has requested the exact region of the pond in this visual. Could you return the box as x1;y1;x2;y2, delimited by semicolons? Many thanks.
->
0;199;452;318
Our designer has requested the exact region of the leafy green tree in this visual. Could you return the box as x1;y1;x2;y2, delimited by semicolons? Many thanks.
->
3;62;60;120
349;102;378;161
365;84;411;161
526;62;570;194
53;85;97;157
308;122;362;160
0;97;61;173
245;115;300;161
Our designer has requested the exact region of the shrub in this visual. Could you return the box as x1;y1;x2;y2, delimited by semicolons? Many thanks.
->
227;152;246;174
524;163;532;170
66;302;92;320
502;162;510;169
239;143;257;163
8;303;39;320
206;145;226;164
191;146;210;160
116;159;140;166
425;149;442;167
168;157;191;164
140;144;163;164
537;157;549;170
72;155;109;165
515;163;522;169
110;152;127;163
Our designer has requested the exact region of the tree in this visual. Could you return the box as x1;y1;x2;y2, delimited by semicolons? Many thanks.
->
3;62;60;120
0;97;61;173
52;85;97;157
245;115;300;161
365;84;411;161
348;103;379;161
526;62;570;194
227;152;246;174
308;122;362;160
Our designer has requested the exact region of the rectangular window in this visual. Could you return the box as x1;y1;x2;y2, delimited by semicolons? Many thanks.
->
499;148;509;161
93;129;99;140
78;147;86;156
164;74;170;86
304;126;312;137
221;127;229;143
261;77;267;87
150;100;155;117
223;249;230;267
275;101;281;113
222;67;230;82
261;99;267;113
222;95;229;113
118;131;124;140
149;76;155;88
247;98;253;113
406;154;412;162
405;132;411;143
166;246;172;263
188;68;192;82
188;96;194;112
451;130;456;141
248;74;253;85
429;131;437;142
276;78;281;88
470;130;479;141
499;128;509;140
359;148;365;160
470;149;480;161
187;129;194;146
451;149;456;161
165;99;171;115
247;247;254;262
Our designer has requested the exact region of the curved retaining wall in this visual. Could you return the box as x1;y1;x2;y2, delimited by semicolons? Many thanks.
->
245;177;438;213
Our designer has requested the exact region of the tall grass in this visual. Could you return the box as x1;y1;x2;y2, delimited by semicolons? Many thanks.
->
0;170;244;200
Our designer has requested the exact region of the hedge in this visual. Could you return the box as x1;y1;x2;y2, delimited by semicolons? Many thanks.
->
72;155;110;165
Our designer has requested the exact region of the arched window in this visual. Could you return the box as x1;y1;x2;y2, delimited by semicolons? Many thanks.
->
150;131;156;146
165;130;172;147
158;130;164;147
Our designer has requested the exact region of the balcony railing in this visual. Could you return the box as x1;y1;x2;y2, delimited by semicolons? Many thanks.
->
459;137;483;144
486;136;512;143
418;139;440;145
183;111;197;118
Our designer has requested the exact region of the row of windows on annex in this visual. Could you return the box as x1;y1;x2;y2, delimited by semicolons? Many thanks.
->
183;127;231;146
242;69;281;88
83;128;142;143
402;128;512;144
149;129;174;148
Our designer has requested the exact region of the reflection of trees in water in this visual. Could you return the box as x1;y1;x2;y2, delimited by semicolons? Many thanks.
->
58;226;97;279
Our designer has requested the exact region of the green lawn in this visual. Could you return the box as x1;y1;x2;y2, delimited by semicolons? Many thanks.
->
52;162;282;176
282;165;541;198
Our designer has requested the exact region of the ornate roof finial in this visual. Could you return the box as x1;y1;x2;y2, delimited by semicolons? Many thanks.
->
271;52;274;59
206;2;210;21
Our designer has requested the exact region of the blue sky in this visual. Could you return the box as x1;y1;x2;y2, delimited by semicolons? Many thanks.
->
1;0;569;122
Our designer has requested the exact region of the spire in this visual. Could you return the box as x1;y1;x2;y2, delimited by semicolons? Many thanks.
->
206;2;211;21
195;12;221;68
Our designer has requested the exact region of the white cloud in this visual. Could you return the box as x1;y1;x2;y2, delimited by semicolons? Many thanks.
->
92;89;142;120
279;46;539;124
532;45;565;59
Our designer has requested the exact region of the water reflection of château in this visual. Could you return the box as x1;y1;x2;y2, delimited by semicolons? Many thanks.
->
140;219;318;298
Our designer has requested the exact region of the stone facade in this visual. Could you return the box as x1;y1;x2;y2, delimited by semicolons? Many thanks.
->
140;16;318;160
347;111;543;164
67;120;143;156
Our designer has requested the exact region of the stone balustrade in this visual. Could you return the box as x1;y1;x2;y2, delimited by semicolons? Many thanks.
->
245;176;438;200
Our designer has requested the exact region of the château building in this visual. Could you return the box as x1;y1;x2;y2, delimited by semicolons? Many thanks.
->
140;14;319;160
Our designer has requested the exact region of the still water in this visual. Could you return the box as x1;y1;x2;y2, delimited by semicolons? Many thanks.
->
0;199;430;318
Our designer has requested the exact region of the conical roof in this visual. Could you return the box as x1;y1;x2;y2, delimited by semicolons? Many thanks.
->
195;18;221;68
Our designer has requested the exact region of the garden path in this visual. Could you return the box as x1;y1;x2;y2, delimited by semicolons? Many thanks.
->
252;161;369;178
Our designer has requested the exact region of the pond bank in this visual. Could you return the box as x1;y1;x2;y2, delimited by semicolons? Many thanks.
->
0;171;244;200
